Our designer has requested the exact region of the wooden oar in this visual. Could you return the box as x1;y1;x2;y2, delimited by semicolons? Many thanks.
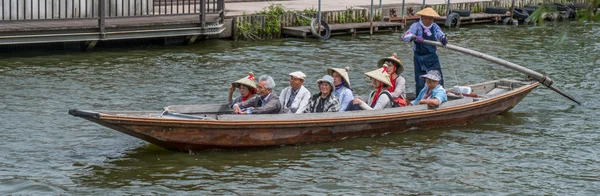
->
420;39;582;105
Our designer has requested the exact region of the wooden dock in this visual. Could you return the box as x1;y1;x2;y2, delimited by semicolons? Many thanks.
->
386;13;508;28
438;13;508;26
0;0;225;49
281;21;404;38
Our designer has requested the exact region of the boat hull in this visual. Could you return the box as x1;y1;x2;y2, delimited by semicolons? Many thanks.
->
71;81;538;151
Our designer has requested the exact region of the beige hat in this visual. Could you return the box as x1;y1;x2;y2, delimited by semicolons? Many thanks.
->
327;67;351;88
416;8;440;18
232;72;258;90
377;53;404;74
364;64;392;87
289;71;306;80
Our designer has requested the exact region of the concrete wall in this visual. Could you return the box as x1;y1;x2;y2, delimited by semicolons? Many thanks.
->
1;0;154;20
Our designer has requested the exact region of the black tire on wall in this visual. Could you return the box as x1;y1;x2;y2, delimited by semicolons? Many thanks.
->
522;7;536;15
445;13;461;29
485;7;508;14
310;19;331;40
569;3;589;10
451;9;471;17
512;8;529;19
553;3;571;11
524;4;539;9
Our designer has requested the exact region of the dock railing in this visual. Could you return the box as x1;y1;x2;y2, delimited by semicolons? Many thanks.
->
0;0;224;26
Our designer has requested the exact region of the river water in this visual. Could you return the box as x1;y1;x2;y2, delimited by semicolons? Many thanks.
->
0;21;598;195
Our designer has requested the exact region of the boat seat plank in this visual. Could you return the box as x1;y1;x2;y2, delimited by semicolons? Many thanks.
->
485;88;509;97
216;98;473;121
165;104;232;114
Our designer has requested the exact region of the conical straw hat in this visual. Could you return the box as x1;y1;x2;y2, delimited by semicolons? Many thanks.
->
377;53;404;74
416;8;440;18
364;65;392;87
327;67;351;88
232;71;258;90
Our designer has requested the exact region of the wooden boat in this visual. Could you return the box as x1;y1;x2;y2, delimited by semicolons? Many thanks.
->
69;79;538;151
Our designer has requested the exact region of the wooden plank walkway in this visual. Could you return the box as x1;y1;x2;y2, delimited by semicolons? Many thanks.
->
439;13;508;25
386;13;508;27
282;21;404;38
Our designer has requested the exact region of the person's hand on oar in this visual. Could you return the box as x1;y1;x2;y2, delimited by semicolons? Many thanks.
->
410;35;424;43
440;36;448;46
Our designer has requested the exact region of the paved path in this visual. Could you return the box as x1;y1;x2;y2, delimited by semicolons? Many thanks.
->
225;0;492;16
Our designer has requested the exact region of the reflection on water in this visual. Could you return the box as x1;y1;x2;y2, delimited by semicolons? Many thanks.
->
0;21;598;195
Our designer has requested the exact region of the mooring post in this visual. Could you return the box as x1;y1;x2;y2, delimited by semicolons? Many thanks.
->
98;0;106;39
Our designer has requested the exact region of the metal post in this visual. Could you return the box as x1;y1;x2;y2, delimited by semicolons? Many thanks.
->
379;0;382;21
401;0;405;19
99;0;106;39
447;0;451;15
422;0;425;9
370;0;374;35
200;0;206;27
317;0;321;30
510;0;515;20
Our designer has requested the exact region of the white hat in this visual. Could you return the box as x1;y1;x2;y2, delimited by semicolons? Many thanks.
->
316;75;335;90
364;64;392;86
420;70;442;81
289;71;306;80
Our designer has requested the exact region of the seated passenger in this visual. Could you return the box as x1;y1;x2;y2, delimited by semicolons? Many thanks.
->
377;53;408;107
304;75;340;113
280;71;311;114
327;67;354;112
410;70;448;108
227;72;258;108
347;65;394;110
232;75;281;114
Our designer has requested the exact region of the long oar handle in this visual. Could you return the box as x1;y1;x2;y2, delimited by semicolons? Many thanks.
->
420;40;582;105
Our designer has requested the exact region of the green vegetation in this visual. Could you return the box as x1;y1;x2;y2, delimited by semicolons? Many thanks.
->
236;4;374;40
527;0;599;24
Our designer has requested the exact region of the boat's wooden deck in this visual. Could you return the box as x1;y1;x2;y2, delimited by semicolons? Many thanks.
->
97;79;531;121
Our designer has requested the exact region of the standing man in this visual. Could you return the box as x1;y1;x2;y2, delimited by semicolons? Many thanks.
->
279;71;311;114
401;7;449;94
233;75;281;114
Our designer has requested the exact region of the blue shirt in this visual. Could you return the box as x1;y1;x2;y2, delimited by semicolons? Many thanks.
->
401;21;446;51
332;86;353;112
411;84;448;107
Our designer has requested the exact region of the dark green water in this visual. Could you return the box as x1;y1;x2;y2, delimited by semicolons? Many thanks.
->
0;21;598;195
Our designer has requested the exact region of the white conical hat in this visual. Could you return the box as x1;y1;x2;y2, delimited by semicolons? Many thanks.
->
327;67;351;87
364;64;392;86
232;71;258;90
416;8;441;18
377;52;404;74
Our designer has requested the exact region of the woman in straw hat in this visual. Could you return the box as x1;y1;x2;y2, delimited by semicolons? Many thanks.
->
377;53;407;107
401;7;448;94
347;65;395;111
327;67;354;112
303;75;340;113
227;72;258;108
